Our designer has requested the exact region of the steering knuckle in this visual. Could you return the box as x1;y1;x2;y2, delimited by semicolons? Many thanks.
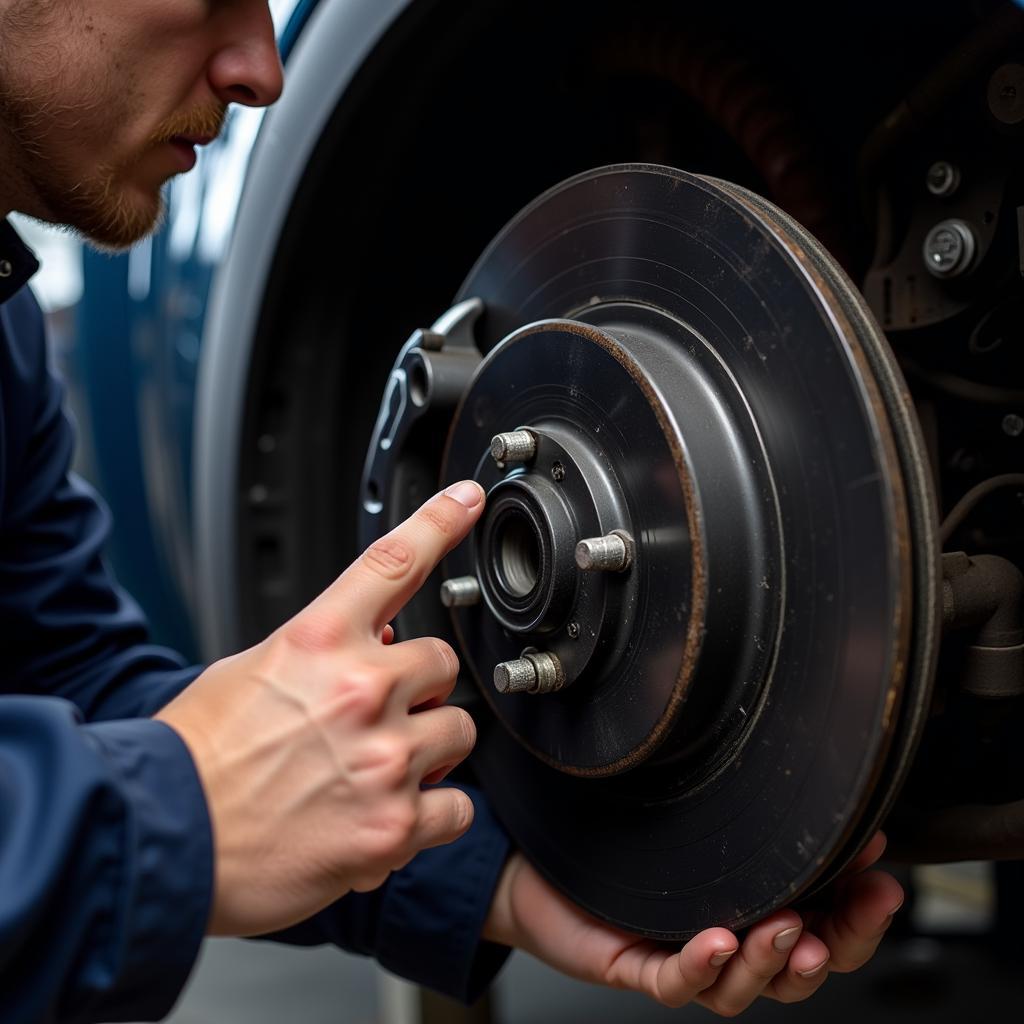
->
362;535;416;581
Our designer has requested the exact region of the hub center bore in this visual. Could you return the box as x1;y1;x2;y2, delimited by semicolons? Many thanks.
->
475;471;579;635
496;511;540;599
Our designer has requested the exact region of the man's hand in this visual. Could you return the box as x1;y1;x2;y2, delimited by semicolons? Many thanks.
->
156;480;486;937
484;832;902;1016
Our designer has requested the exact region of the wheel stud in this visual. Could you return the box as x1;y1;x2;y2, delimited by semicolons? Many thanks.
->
575;531;634;573
440;576;481;608
494;652;565;694
490;430;536;466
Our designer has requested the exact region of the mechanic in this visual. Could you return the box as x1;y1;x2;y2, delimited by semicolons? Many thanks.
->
0;3;905;1022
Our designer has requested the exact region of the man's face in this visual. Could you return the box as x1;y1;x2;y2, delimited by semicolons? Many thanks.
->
0;0;283;250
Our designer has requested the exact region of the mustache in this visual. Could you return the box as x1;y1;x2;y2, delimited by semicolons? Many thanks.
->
150;103;227;144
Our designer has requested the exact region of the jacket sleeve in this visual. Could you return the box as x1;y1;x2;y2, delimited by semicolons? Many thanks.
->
0;696;213;1024
0;287;201;721
263;784;513;1005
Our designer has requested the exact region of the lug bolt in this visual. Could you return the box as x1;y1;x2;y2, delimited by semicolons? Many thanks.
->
440;576;481;608
493;652;566;695
1003;413;1024;438
575;530;635;573
926;161;960;198
923;219;976;279
490;430;536;466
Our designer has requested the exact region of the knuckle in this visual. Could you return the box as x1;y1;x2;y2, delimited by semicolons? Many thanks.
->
452;791;474;833
278;609;347;653
351;871;390;893
431;638;460;678
362;800;417;859
332;669;391;721
362;536;416;581
707;998;742;1019
418;499;461;539
354;734;412;785
452;708;477;753
739;949;781;985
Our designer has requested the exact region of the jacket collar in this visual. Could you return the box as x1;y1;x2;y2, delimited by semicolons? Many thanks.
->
0;219;40;304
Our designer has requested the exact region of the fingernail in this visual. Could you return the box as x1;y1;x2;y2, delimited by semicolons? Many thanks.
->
888;897;905;917
445;480;484;508
797;958;829;979
772;926;802;953
709;949;737;968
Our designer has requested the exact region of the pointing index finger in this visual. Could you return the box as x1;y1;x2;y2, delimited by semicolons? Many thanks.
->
341;481;485;634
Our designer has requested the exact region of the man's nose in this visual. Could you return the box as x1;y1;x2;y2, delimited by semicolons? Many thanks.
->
207;1;285;109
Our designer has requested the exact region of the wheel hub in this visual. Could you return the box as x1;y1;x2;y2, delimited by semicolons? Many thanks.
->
443;315;782;778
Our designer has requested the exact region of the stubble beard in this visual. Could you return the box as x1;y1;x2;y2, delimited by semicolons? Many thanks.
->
0;59;226;251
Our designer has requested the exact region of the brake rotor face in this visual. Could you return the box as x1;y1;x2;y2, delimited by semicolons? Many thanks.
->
441;165;937;940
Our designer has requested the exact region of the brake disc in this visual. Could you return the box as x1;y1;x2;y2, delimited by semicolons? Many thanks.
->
362;164;940;940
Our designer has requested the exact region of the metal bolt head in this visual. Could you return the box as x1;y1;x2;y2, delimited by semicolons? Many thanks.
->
575;530;634;573
440;575;481;608
923;219;976;279
551;461;566;482
491;430;536;466
567;621;580;640
494;657;537;694
926;161;960;198
988;63;1024;125
1003;413;1024;438
493;652;565;695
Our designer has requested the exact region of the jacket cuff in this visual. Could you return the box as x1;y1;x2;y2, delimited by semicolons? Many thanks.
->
81;718;213;1020
374;786;513;1004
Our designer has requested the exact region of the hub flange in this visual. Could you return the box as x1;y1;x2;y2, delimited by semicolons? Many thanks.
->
443;316;782;778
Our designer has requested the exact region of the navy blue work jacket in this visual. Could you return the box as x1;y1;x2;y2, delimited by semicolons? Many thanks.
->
0;221;510;1022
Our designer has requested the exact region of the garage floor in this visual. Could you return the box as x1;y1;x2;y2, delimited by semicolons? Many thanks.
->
155;930;1023;1024
142;863;1023;1022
